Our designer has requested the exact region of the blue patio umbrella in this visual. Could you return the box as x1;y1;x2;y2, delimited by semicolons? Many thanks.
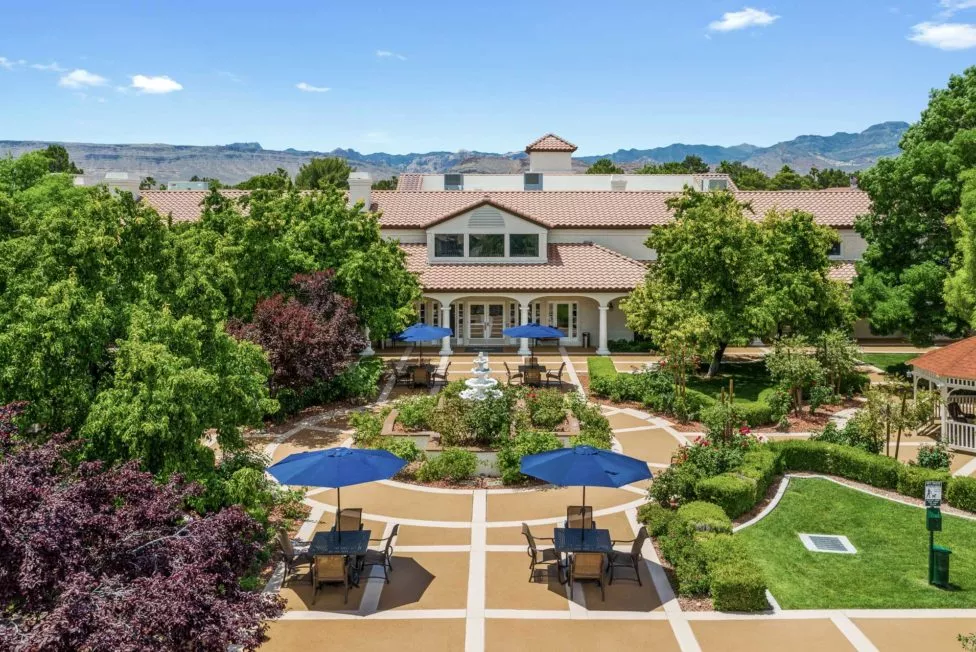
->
502;323;564;356
396;322;453;362
519;445;652;513
268;447;406;529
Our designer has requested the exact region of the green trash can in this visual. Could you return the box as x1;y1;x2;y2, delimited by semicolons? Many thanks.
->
931;545;951;587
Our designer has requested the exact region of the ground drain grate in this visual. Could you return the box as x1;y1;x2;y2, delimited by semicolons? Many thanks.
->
799;533;856;554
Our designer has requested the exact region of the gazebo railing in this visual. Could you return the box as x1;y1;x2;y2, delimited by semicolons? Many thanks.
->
944;419;976;453
938;394;976;419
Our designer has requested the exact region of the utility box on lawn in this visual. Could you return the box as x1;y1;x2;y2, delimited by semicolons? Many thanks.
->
931;545;951;588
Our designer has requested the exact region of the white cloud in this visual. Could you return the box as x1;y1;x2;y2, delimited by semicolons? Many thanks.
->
58;69;108;88
909;21;976;49
31;62;66;72
130;74;183;94
376;49;407;60
940;0;976;15
708;7;780;31
0;57;15;69
216;70;243;83
296;81;330;93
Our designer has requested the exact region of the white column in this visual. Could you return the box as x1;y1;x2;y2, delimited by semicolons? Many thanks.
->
596;304;610;356
439;301;453;355
517;300;531;356
359;326;375;357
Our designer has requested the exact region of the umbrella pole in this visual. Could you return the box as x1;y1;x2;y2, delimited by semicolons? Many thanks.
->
337;487;341;541
582;486;587;541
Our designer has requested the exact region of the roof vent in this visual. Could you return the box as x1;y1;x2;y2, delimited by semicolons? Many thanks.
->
467;205;505;229
799;533;856;555
444;173;463;191
610;176;627;191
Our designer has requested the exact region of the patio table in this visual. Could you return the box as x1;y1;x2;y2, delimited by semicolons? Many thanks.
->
553;527;612;554
309;530;372;587
552;527;612;584
309;530;371;556
518;365;547;373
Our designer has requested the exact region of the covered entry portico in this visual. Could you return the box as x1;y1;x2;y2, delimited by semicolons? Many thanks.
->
415;292;629;356
400;241;647;356
910;338;976;453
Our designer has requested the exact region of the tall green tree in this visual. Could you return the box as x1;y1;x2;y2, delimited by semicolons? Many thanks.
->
634;155;710;174
769;165;809;190
41;144;83;174
235;167;292;190
808;166;852;189
945;170;976;325
623;189;773;376
295;157;353;189
371;176;398;190
585;158;623;174
759;208;853;336
854;66;976;344
716;160;770;190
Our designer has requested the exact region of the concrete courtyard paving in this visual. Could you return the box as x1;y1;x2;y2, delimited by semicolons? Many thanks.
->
258;347;976;651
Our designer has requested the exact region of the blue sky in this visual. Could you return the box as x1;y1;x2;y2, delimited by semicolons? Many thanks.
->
1;1;975;155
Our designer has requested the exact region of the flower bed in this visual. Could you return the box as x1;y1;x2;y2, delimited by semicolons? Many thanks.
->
355;385;610;483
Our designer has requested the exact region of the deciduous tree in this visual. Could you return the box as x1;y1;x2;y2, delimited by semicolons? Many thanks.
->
228;271;366;393
295;157;353;189
585;158;623;174
623;189;773;376
853;66;976;344
0;403;283;651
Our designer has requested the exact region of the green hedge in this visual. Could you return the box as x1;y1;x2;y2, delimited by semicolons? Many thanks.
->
948;476;976;512
637;502;677;536
897;466;951;499
697;473;757;519
770;440;901;490
658;508;767;609
587;357;618;397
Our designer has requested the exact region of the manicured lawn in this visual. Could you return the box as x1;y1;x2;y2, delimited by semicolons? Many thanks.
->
858;352;916;376
686;362;776;404
737;478;976;609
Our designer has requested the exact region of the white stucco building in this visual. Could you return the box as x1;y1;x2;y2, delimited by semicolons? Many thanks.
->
142;133;872;355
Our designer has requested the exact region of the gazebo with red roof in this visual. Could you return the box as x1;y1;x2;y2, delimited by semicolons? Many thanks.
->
910;336;976;452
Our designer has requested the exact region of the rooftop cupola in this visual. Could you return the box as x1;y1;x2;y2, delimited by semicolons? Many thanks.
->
525;133;577;173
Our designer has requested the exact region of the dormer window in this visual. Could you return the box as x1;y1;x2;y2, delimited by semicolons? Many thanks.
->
444;173;463;191
828;242;841;257
469;234;504;257
509;234;539;257
524;173;543;191
434;234;464;257
706;179;728;191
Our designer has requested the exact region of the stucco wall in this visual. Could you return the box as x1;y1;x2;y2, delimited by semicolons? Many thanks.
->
832;228;867;261
548;229;654;260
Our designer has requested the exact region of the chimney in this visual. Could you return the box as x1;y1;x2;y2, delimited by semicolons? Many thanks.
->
347;171;372;210
610;175;627;192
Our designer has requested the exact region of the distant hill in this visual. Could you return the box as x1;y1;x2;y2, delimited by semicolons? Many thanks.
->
0;122;908;185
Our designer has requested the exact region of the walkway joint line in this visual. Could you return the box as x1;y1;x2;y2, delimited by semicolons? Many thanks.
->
830;614;880;652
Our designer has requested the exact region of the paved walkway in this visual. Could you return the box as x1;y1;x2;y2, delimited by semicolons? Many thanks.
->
256;352;976;651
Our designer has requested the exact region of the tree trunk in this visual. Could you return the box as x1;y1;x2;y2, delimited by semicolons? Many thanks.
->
894;394;907;461
706;342;728;378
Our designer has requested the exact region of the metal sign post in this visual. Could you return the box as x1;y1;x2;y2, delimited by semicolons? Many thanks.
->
925;481;950;587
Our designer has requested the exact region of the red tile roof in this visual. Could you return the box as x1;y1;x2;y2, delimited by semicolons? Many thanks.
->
396;173;423;191
525;133;578;153
373;188;869;229
402;243;647;292
142;190;249;223
827;261;857;283
141;187;870;229
909;337;976;380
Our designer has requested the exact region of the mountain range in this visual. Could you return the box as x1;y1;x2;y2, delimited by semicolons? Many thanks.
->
0;122;909;185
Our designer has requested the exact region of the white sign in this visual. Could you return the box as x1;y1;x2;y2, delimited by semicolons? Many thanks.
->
925;481;943;508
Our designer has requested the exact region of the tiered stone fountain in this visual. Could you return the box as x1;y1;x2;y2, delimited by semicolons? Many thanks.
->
459;352;502;401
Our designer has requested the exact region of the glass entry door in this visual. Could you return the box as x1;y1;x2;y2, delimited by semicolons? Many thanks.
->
467;303;505;340
548;302;578;342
